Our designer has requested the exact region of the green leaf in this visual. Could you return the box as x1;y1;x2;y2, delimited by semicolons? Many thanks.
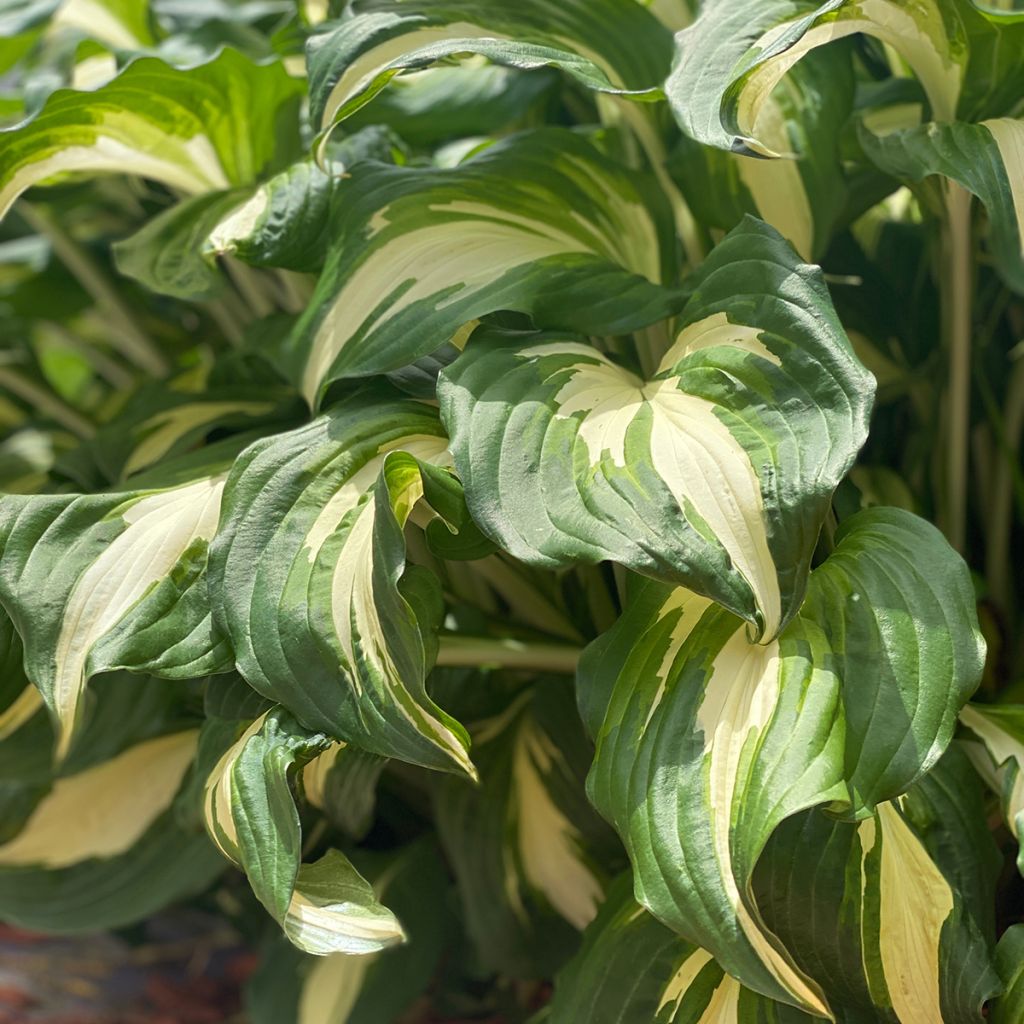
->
860;117;1024;294
205;160;340;274
282;128;680;404
754;748;1002;1022
0;468;232;758
581;507;984;1012
208;386;476;775
668;0;968;155
0;47;304;220
549;873;815;1024
434;678;614;977
203;706;405;955
112;188;248;299
307;0;673;137
302;741;386;840
439;217;873;640
991;925;1024;1024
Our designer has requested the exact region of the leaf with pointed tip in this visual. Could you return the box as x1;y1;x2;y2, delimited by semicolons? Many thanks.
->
0;48;304;220
0;468;232;758
282;129;680;404
668;0;967;156
203;706;405;955
307;0;672;138
209;387;476;775
440;217;873;640
581;507;984;1012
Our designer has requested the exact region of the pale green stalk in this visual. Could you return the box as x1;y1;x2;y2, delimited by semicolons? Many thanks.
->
435;637;581;675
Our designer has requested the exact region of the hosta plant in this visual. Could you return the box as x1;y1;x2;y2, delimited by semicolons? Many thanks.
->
2;0;1024;1020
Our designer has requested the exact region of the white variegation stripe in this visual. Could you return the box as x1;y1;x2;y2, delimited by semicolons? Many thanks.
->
734;91;814;260
959;705;1024;836
303;741;347;810
52;0;147;49
0;730;197;868
203;712;269;861
512;717;603;930
542;324;782;637
298;950;377;1023
983;118;1024;256
285;886;405;955
52;475;225;758
319;22;505;131
302;217;594;403
658;948;714;1014
695;626;829;1016
124;402;273;478
301;435;473;774
738;0;960;155
0;685;43;740
862;802;954;1024
0;131;229;220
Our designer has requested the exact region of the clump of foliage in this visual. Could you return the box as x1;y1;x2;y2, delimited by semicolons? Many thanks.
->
2;0;1024;1020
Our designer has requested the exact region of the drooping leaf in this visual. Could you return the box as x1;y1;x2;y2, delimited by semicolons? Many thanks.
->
0;47;304;220
581;507;984;1012
281;128;680;404
668;0;968;155
203;706;405;955
208;386;476;775
247;840;451;1024
307;0;673;138
440;217;874;640
860;117;1024;294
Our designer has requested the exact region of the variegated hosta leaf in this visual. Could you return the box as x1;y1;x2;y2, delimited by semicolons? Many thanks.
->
203;706;404;956
673;48;854;261
861;117;1024;294
0;470;232;758
0;604;41;742
247;841;450;1024
959;701;1024;868
307;0;673;137
581;508;984;1012
0;48;304;220
434;679;614;977
754;748;1002;1022
439;217;874;640
208;387;475;775
549;874;815;1024
668;0;967;155
281;128;679;404
0;715;225;933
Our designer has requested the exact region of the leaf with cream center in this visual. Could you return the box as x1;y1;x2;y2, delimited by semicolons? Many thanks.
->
580;507;984;1012
439;217;874;639
208;386;477;775
280;128;680;404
